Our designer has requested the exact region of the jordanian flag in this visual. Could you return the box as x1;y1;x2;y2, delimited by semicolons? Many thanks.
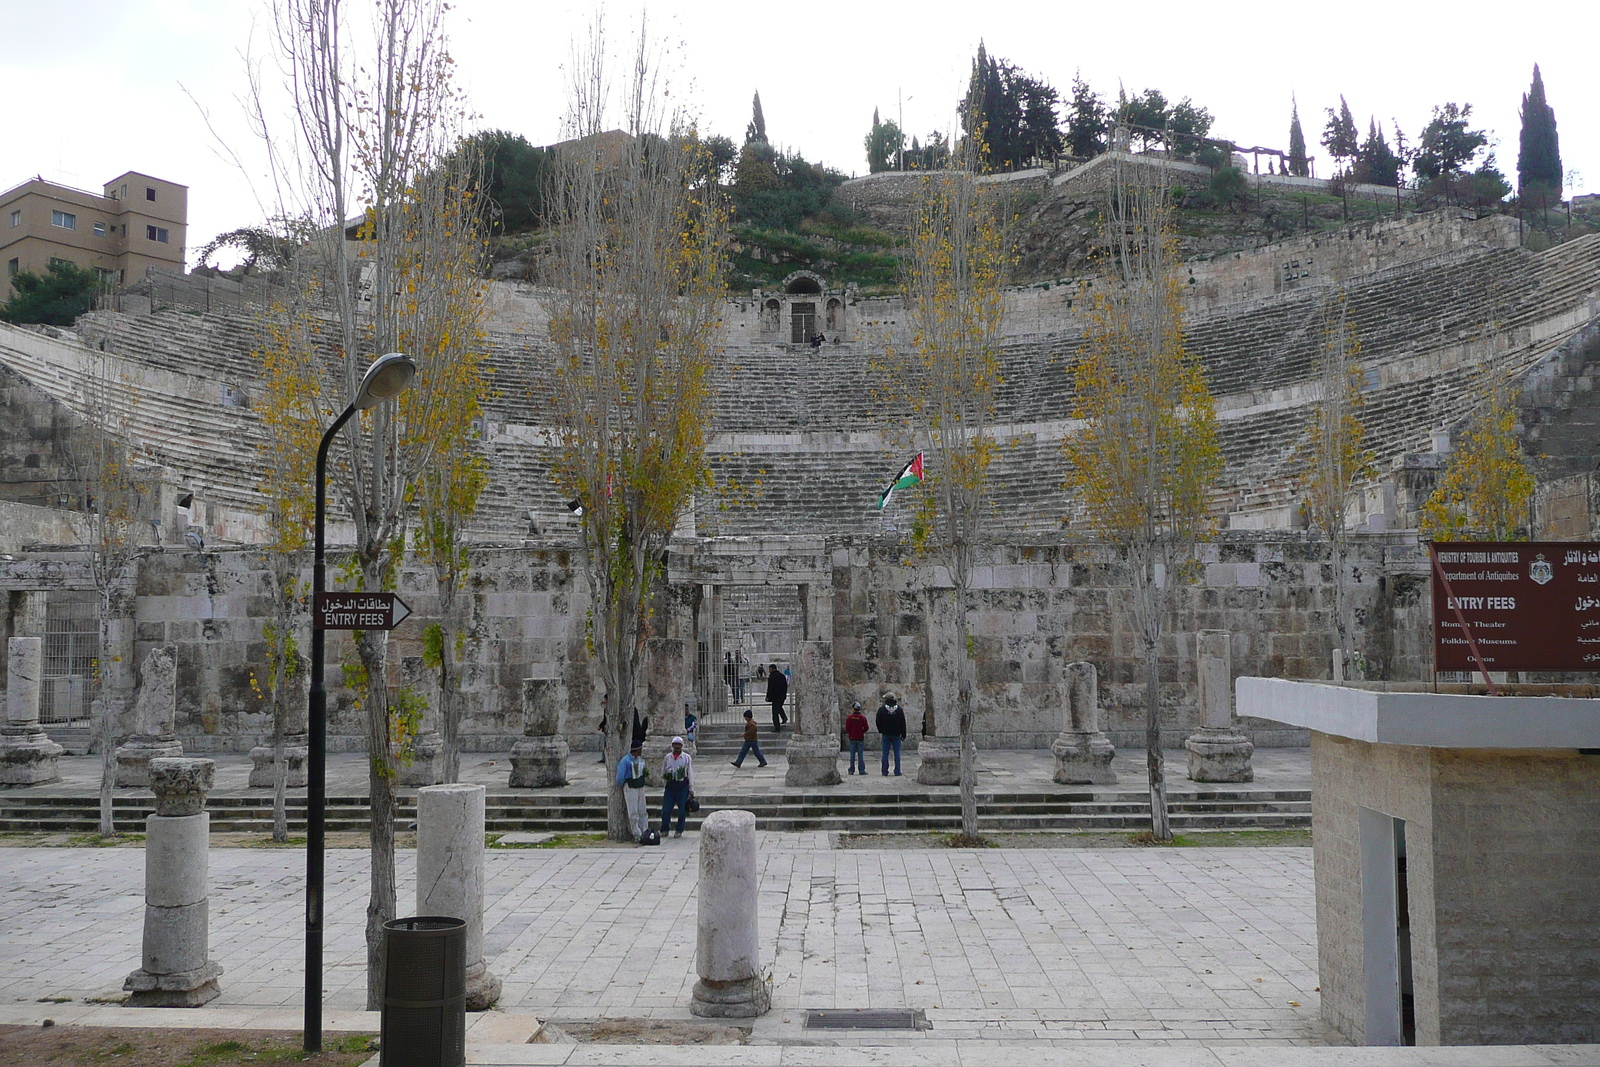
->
877;453;924;509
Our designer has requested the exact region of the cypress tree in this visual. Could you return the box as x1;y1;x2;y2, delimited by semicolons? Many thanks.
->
1322;96;1358;174
746;91;768;145
1517;64;1562;200
1288;96;1309;177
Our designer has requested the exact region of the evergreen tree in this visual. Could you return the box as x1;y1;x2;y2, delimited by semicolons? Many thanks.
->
0;261;101;326
864;108;904;173
746;90;768;145
1517;64;1562;201
1356;118;1402;186
1287;96;1309;177
1414;102;1487;181
1065;73;1107;158
958;43;1061;171
1321;96;1358;174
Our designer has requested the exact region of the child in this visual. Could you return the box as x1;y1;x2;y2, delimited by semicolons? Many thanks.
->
844;701;870;775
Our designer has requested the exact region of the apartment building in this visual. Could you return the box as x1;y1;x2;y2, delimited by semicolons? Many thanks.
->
1;171;187;301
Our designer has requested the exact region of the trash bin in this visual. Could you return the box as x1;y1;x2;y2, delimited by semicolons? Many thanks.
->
380;916;466;1067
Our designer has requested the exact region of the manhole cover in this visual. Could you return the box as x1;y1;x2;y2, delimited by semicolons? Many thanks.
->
804;1009;926;1030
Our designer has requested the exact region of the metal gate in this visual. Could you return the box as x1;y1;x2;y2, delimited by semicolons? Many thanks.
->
42;593;99;724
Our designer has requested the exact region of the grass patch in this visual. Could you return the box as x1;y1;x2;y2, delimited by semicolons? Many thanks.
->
66;832;145;847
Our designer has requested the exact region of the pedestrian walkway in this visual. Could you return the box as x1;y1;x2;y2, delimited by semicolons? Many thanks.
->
4;834;1599;1064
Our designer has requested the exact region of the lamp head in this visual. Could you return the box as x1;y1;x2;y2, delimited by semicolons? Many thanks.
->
354;352;416;410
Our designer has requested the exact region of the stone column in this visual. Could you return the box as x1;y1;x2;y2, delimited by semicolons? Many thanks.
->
645;636;690;763
399;655;446;787
784;639;840;786
1185;630;1255;782
916;588;961;785
124;758;222;1006
1052;660;1116;784
247;652;309;788
115;645;183;788
509;677;570;787
417;782;502;1010
1;637;64;785
690;809;770;1018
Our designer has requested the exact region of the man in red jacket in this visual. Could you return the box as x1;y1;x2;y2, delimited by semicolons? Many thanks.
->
843;702;870;775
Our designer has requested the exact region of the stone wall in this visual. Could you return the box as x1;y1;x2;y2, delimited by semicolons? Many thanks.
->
1311;733;1600;1045
0;531;1434;754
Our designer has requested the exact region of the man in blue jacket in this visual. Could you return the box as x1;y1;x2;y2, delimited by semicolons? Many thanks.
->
616;741;649;841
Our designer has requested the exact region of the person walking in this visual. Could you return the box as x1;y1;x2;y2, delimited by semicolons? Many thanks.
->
660;736;696;838
722;651;738;707
731;709;768;768
876;692;907;776
616;741;650;841
844;701;870;775
766;663;788;731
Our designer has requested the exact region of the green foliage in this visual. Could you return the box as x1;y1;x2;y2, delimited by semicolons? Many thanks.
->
730;149;846;231
1287;97;1310;177
1116;87;1213;159
0;260;101;326
1065;73;1107;158
1413;102;1488;181
1517;64;1562;202
1354;119;1403;186
196;227;294;274
1321;96;1359;172
1207;166;1249;212
455;129;551;233
905;132;950;171
960;42;1063;171
865;108;905;173
746;91;768;145
703;134;738;185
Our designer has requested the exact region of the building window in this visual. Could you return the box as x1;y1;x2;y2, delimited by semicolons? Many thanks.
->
145;187;157;202
119;184;127;200
147;225;169;243
48;257;71;269
51;210;76;230
7;210;18;228
6;258;17;277
93;221;107;237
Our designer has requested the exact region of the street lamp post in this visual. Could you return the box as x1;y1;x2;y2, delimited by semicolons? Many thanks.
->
304;352;416;1053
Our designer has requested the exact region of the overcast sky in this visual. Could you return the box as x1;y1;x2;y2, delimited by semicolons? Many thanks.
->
3;0;1593;267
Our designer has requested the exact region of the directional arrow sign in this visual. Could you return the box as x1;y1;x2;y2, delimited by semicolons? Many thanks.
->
314;591;413;631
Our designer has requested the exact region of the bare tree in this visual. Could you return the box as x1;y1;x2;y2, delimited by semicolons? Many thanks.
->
886;164;1007;843
1295;294;1374;667
544;17;728;841
258;0;488;1007
1065;158;1222;842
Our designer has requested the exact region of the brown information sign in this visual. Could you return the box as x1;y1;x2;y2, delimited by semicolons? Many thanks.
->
1431;541;1600;672
314;592;413;631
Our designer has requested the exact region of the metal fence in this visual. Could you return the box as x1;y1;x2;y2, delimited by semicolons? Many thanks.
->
41;593;99;724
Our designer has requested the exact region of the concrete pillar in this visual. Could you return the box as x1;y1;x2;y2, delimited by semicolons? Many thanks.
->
13;592;48;637
417;783;502;1011
1185;630;1255;782
114;645;183;788
644;636;690;763
124;758;222;1006
784;639;840;786
1052;660;1116;784
247;652;309;789
509;677;570;787
916;589;961;785
0;637;64;784
690;810;770;1018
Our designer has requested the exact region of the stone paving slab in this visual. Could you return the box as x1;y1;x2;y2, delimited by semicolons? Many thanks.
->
11;747;1312;800
3;833;1319;1042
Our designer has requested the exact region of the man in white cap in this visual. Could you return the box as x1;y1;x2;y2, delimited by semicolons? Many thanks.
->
660;736;696;838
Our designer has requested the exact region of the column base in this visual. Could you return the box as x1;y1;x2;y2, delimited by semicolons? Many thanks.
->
114;738;184;788
508;737;570;788
465;959;502;1011
784;735;841;786
1185;729;1255;783
915;736;960;785
123;960;223;1008
1052;730;1117;785
246;743;308;788
399;732;446;787
691;975;771;1018
0;731;65;785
